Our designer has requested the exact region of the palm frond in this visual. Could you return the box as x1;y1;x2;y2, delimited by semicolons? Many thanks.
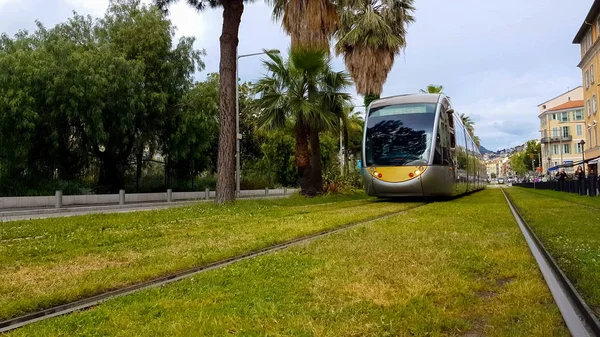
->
334;0;415;96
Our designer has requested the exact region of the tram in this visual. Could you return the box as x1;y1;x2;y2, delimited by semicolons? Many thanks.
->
361;93;486;197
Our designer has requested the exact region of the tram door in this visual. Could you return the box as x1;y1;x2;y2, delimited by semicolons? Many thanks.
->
440;105;457;194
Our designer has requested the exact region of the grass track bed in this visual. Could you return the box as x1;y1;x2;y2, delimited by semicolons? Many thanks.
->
506;187;600;317
9;190;567;336
0;193;415;320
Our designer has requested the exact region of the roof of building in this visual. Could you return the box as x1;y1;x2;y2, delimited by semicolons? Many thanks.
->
573;1;600;43
547;100;584;111
537;86;583;106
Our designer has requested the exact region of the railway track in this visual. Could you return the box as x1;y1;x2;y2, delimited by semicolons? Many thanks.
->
502;188;600;337
0;202;428;334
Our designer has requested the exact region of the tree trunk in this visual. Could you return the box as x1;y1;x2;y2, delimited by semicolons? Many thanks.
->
135;148;143;192
295;122;314;196
215;0;244;204
99;157;123;194
309;127;323;195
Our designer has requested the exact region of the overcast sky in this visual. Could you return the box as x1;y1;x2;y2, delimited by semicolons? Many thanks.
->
0;0;592;150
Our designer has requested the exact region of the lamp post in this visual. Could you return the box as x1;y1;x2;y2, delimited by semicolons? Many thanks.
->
580;139;586;174
236;49;280;195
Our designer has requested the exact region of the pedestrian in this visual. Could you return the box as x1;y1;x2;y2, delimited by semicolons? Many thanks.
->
575;166;585;180
557;169;567;181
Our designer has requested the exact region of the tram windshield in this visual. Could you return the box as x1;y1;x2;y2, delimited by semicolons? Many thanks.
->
365;103;436;166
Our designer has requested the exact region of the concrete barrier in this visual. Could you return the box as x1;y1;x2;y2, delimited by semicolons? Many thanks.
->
0;188;300;210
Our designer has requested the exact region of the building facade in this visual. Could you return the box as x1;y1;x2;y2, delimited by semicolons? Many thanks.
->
538;87;585;173
573;1;600;173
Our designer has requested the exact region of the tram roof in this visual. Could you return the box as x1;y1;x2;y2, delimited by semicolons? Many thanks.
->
370;94;442;109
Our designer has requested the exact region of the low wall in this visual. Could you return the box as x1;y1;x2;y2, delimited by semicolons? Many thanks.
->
0;188;299;210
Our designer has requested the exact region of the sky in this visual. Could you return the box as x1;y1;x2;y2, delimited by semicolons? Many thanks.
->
0;0;592;150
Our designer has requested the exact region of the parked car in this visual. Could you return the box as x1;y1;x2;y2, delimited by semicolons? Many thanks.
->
498;178;505;184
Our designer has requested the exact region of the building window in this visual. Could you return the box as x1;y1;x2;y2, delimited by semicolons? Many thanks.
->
576;142;584;153
560;112;570;122
551;113;556;120
552;127;559;137
553;144;560;155
594;95;598;113
562;126;570;137
592;65;596;84
587;99;591;116
574;109;584;120
589;32;593;50
586;71;590;88
563;144;571;154
577;124;583;136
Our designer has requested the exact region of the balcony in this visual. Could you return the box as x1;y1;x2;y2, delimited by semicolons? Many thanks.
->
540;135;572;143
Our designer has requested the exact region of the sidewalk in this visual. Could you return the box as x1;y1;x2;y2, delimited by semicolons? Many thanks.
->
0;194;290;222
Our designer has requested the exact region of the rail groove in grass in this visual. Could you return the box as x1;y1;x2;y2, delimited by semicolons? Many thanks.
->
502;188;600;337
0;203;427;334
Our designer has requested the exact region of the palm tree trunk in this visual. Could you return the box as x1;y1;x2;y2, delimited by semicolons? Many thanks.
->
309;127;323;195
215;0;244;204
295;122;313;195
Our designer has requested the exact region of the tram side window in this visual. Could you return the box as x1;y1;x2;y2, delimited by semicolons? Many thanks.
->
455;123;468;171
433;113;453;165
448;112;456;149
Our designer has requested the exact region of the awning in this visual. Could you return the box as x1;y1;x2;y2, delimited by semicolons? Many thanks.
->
588;158;600;165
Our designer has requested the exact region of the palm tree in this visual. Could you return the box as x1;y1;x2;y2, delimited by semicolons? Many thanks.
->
420;84;445;95
459;112;480;146
155;0;248;204
254;50;352;195
334;0;415;107
267;0;338;53
338;105;363;173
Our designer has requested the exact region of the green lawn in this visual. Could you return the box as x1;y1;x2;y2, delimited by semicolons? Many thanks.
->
506;187;600;317
0;192;418;320
506;187;600;209
9;190;567;336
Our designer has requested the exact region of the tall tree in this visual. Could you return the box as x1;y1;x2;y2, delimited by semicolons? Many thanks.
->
338;105;363;173
267;0;338;53
335;0;415;107
156;0;248;204
254;50;351;195
0;0;203;194
459;113;481;147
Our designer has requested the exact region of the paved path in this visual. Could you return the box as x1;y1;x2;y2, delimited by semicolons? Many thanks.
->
0;195;289;222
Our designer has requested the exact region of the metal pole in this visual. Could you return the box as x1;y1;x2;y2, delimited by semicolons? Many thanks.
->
235;50;241;196
339;118;343;175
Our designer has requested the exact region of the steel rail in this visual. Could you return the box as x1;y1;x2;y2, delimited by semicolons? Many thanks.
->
501;188;600;337
0;202;428;333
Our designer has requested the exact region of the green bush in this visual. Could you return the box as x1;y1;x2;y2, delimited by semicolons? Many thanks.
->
323;161;363;194
0;179;91;197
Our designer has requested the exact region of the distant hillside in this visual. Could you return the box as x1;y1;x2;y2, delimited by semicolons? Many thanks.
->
479;146;493;154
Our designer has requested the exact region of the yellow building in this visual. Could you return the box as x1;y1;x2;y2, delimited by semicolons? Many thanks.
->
538;87;585;173
573;1;600;172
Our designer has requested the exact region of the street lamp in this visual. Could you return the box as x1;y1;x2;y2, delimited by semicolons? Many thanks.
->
235;48;280;195
580;139;586;174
